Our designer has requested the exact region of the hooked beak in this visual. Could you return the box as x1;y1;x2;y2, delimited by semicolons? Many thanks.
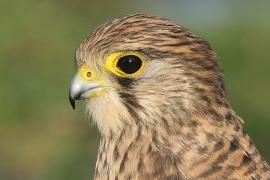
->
69;73;101;109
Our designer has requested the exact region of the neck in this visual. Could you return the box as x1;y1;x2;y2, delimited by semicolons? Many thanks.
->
94;125;143;179
94;122;184;179
93;103;269;179
93;110;217;179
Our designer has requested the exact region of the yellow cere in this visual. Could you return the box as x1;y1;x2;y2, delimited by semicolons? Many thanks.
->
79;65;95;81
104;51;145;78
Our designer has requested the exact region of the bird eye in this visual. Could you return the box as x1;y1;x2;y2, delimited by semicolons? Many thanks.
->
105;51;145;78
116;55;142;74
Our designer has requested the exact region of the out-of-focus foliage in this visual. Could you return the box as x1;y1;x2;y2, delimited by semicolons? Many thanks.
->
0;0;269;179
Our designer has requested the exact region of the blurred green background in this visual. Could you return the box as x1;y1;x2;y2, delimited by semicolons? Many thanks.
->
0;0;269;179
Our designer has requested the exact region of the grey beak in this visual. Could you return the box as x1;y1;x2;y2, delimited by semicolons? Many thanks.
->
68;73;101;110
69;74;81;109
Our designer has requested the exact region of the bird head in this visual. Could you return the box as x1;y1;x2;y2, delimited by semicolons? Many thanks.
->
69;14;226;136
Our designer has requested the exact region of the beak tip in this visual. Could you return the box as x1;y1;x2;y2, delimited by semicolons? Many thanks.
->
69;96;76;110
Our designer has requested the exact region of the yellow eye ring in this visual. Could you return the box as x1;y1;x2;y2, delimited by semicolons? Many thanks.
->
104;51;145;78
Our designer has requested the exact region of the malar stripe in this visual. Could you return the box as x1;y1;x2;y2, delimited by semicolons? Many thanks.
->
117;77;134;88
119;91;143;111
124;103;141;123
119;91;142;124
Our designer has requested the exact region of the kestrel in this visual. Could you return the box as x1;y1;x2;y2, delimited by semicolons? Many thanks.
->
69;14;270;179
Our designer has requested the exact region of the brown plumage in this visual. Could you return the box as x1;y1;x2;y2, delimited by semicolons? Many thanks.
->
69;14;270;179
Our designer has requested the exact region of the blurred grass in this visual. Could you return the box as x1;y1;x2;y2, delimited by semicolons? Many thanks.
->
0;0;269;179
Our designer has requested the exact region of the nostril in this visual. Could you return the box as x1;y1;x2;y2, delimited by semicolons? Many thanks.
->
86;71;92;78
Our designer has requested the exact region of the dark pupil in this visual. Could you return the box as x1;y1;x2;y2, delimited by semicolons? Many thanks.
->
117;55;142;74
